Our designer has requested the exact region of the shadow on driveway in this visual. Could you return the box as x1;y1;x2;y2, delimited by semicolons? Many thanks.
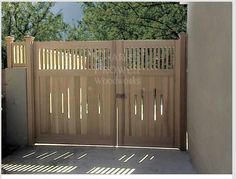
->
1;145;197;174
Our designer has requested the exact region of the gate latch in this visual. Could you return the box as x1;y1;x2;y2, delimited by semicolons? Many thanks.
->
116;93;126;98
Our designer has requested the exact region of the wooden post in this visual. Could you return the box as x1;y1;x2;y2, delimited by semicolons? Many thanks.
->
174;32;187;151
5;36;14;68
24;36;35;145
115;40;125;146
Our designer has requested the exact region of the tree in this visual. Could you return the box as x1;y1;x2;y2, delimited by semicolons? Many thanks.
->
67;2;187;41
1;2;68;68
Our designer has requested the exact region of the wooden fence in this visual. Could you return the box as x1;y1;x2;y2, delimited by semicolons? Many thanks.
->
5;33;187;150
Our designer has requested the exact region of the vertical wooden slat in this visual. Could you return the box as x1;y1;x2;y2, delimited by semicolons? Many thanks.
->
159;48;161;69
170;47;173;69
53;77;59;134
103;80;110;137
137;48;140;70
58;77;64;134
14;45;17;65
155;76;162;138
69;49;72;70
136;85;142;137
72;48;75;70
58;49;61;70
46;77;51;133
100;48;103;70
68;77;76;134
104;48;107;69
162;76;169;138
23;45;26;64
66;49;69;70
13;45;16;65
94;49;98;69
62;49;65;70
79;49;81;70
47;49;50;70
44;49;47;69
76;49;79;70
83;48;88;70
142;77;147;137
128;48;132;69
130;83;135;137
19;45;23;64
38;48;41;70
54;50;57;70
153;48;157;69
148;77;155;137
75;77;81;134
84;48;87;70
168;76;174;145
39;77;47;133
82;48;87;70
89;48;92;70
80;48;83;70
80;76;87;135
165;47;168;69
91;49;95;70
156;48;159;69
88;48;91;69
133;79;140;137
51;49;54;70
99;84;103;136
45;48;47;69
63;77;68;134
42;48;45;69
50;77;56;133
124;48;127;70
167;47;170;69
132;48;135;69
141;48;144;69
150;48;153;69
145;48;148;69
15;45;18;64
87;77;98;135
48;49;50;69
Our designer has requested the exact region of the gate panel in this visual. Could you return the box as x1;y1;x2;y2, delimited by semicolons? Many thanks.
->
123;75;174;147
121;40;177;147
34;42;116;145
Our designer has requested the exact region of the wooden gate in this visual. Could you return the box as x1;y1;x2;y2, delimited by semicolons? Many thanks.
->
5;33;186;150
33;41;116;145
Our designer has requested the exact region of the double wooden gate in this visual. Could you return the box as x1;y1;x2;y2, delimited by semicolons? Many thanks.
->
6;33;187;150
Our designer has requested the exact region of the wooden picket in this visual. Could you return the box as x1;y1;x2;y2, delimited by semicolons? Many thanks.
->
5;34;187;150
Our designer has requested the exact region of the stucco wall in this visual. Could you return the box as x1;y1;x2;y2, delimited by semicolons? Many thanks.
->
187;3;232;173
5;68;28;146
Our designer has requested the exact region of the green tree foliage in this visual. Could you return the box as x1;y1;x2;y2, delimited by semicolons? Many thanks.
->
2;2;68;68
67;2;187;41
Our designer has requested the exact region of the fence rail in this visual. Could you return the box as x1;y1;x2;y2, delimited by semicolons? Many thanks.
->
6;39;176;71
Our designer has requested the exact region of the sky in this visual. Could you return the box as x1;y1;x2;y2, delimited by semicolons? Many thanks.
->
50;2;84;25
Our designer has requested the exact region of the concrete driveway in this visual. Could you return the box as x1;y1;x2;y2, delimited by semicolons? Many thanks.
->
1;145;197;174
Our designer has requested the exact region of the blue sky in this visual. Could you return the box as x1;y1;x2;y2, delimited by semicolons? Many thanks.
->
50;2;84;25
